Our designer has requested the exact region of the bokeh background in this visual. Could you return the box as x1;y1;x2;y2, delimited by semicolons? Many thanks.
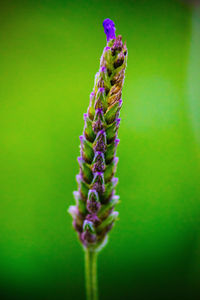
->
0;0;200;299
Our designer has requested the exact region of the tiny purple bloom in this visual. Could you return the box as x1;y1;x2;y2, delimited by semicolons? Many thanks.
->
99;87;105;93
100;66;106;73
104;46;111;51
103;18;116;41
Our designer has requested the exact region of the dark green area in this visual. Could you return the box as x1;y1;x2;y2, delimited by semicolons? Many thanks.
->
0;0;200;299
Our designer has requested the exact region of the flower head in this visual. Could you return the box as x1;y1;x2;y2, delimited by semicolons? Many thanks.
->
69;20;127;250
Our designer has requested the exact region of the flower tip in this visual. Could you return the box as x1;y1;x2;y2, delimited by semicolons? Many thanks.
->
83;220;95;233
103;18;116;42
105;46;111;51
100;66;106;73
99;87;105;94
68;205;77;218
77;156;82;164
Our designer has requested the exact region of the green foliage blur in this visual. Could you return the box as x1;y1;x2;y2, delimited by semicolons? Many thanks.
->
0;0;200;299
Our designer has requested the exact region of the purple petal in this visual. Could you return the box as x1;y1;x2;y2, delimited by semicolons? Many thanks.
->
103;19;116;41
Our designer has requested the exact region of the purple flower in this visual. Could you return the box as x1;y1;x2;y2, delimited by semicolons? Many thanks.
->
69;20;128;250
103;18;116;41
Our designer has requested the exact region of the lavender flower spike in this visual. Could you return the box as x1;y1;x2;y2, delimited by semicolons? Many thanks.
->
69;19;128;251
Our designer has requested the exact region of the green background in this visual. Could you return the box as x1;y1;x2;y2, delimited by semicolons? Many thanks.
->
0;0;200;299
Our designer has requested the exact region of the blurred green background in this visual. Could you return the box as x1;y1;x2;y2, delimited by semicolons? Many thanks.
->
0;0;200;299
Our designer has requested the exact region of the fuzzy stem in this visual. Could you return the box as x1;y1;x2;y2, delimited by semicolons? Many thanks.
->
85;249;98;300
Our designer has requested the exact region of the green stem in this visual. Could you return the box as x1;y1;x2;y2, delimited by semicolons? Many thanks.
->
85;249;98;300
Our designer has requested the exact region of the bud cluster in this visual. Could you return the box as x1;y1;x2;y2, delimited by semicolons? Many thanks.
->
69;19;127;250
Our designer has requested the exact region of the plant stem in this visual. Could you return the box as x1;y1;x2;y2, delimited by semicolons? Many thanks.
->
85;249;98;300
